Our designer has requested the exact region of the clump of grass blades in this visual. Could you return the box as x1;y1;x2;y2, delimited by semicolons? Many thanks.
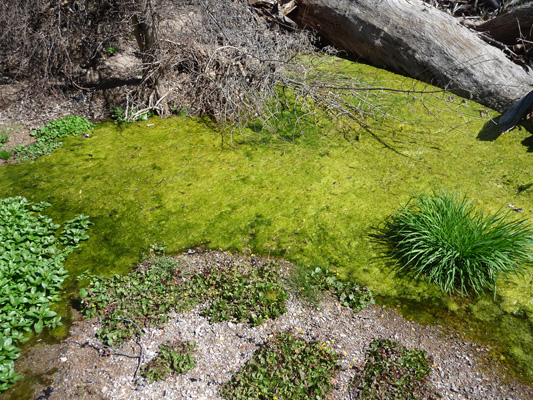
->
383;190;533;295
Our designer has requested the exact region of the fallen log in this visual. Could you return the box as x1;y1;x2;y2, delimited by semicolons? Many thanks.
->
287;0;533;113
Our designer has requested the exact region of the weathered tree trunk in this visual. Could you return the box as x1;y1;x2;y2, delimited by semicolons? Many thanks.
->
288;0;533;112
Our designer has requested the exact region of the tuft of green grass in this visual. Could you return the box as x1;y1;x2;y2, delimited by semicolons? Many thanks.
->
350;338;439;400
382;190;533;295
220;331;339;399
140;340;196;383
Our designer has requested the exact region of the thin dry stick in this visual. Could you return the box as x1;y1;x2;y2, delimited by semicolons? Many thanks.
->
85;318;145;382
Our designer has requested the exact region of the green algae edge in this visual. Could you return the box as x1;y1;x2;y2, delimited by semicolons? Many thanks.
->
0;57;532;391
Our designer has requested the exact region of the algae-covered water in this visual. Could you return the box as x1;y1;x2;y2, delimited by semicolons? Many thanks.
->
1;57;532;381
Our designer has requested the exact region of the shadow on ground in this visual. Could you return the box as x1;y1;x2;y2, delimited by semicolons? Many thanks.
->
477;116;533;152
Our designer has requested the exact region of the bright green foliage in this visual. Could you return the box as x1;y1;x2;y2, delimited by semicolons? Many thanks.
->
104;46;119;56
351;339;439;400
0;135;8;146
291;265;374;312
31;116;95;142
13;116;94;162
13;141;61;162
383;190;533;295
140;340;196;383
220;331;339;399
0;150;10;160
0;197;91;391
80;255;290;346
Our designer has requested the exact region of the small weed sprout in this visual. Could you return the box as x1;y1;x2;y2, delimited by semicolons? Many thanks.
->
112;106;153;124
382;190;533;295
0;149;11;160
104;46;119;56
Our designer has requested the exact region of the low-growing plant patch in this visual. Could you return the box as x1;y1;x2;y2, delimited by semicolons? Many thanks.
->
80;254;289;345
80;256;198;346
32;115;95;142
0;149;10;160
350;338;439;400
220;331;340;399
13;116;94;162
0;196;91;391
13;141;61;162
0;135;8;146
381;190;533;295
140;340;196;383
291;264;374;312
199;262;288;326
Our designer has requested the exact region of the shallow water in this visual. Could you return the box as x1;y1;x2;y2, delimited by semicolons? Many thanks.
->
1;58;532;399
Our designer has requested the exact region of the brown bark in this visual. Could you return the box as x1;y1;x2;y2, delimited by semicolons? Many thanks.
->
288;0;533;113
476;5;533;45
130;0;159;79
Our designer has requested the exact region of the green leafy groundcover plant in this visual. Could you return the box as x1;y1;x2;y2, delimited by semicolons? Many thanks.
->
383;190;533;295
80;255;289;346
13;115;95;162
0;196;91;391
291;264;375;312
140;340;196;383
350;338;439;400
220;331;340;399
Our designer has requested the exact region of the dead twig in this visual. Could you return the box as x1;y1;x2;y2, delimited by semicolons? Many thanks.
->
83;318;145;382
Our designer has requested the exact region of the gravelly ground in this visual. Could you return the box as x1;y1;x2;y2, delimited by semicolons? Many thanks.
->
7;251;533;400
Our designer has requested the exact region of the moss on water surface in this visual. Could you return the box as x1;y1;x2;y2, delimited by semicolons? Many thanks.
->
1;59;533;381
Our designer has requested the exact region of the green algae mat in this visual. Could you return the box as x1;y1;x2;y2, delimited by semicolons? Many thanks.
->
1;58;533;380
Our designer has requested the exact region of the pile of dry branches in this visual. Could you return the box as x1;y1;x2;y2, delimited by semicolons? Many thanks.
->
0;0;460;139
0;0;125;89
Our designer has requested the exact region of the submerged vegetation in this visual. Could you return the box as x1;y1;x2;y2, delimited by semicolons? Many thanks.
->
382;190;533;295
0;197;91;391
0;57;533;385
